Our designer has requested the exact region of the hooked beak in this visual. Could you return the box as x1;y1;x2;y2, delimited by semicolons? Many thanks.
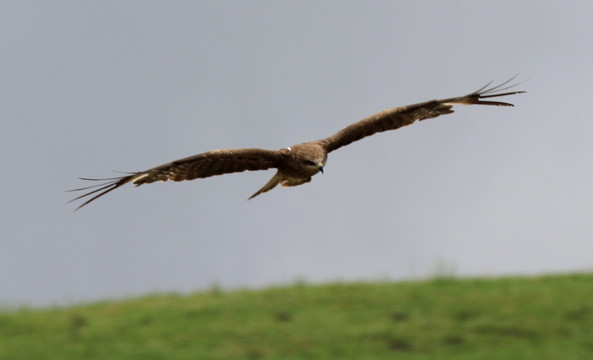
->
318;166;324;174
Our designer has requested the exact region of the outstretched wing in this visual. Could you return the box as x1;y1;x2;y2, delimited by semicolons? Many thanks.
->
320;76;525;153
68;148;287;210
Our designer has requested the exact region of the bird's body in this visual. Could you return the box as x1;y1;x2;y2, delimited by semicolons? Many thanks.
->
69;77;524;210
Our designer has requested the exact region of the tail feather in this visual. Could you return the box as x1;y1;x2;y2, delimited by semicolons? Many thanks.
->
248;172;281;200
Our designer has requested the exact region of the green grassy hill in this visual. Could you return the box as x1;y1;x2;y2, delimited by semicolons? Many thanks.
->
1;274;592;359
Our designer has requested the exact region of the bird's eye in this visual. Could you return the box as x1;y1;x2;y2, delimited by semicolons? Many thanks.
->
303;160;316;166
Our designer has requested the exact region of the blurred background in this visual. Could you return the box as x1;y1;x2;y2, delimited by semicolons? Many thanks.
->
1;1;592;307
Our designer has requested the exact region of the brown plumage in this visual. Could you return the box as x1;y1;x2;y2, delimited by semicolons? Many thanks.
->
68;77;525;210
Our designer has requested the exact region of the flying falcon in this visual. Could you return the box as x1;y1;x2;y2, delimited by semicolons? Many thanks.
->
69;77;524;210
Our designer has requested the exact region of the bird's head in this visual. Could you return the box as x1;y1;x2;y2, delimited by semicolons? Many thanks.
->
303;159;324;173
288;142;327;175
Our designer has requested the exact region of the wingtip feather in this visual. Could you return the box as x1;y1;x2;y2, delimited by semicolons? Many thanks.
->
68;174;136;210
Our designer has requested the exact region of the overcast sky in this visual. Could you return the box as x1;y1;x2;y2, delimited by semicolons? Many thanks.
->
2;1;592;307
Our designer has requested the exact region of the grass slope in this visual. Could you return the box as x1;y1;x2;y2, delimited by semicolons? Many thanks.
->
1;274;592;360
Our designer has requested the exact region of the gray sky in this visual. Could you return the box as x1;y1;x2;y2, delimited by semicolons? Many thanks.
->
2;1;592;307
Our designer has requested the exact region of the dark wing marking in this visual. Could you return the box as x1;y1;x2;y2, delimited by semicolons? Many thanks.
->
320;76;525;153
68;148;286;210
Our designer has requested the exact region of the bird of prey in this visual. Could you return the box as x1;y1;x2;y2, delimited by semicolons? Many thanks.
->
69;77;524;210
